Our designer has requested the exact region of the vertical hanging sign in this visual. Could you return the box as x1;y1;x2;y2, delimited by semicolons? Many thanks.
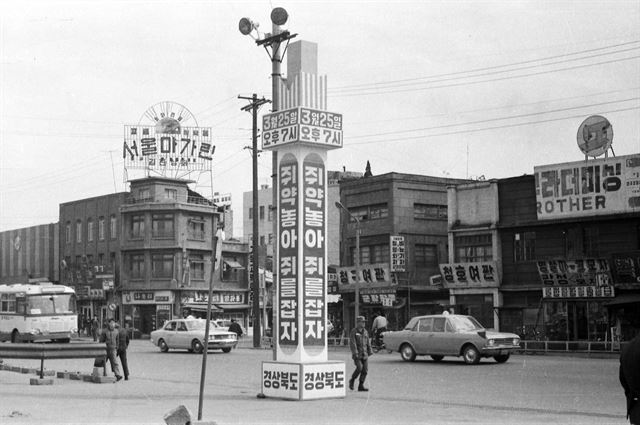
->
278;154;299;351
302;154;326;348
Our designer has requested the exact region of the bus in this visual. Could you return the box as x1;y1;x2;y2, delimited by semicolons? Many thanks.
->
0;282;78;343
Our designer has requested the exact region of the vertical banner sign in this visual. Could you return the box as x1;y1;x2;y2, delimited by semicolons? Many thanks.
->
390;236;406;272
303;154;326;348
278;154;299;351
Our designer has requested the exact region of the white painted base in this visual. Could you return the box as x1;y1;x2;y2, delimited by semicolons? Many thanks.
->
261;361;346;400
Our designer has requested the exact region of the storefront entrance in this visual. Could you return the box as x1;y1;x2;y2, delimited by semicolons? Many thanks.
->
544;300;608;341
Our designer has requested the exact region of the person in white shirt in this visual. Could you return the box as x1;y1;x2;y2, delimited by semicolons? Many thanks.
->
371;312;388;346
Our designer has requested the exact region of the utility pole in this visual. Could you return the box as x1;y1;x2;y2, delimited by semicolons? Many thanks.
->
239;94;271;348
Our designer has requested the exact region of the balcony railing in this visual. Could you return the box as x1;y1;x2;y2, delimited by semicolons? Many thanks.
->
124;195;213;206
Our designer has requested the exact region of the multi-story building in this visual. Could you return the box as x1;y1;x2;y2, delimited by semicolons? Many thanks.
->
119;177;249;335
59;193;127;326
0;223;59;285
337;172;470;331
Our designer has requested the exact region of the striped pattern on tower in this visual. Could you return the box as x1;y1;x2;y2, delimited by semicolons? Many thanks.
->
0;223;59;284
278;72;328;111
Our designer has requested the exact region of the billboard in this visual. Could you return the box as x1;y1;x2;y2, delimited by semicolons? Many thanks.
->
534;153;640;220
439;261;499;288
262;107;343;150
123;125;214;171
390;236;406;272
336;263;392;290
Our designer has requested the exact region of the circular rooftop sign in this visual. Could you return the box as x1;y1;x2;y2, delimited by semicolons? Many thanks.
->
577;115;613;157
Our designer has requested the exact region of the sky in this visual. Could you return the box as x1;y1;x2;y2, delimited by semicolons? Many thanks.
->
1;0;639;237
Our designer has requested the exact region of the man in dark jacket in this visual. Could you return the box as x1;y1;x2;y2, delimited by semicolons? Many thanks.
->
349;315;372;392
116;322;130;381
100;318;122;381
620;333;640;424
228;319;243;338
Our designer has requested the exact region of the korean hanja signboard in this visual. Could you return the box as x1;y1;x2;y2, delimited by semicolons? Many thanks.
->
534;153;640;220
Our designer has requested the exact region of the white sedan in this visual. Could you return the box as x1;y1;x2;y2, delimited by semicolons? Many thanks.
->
150;319;238;353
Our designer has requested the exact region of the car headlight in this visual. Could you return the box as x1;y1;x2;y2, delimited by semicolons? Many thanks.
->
513;338;520;346
30;328;42;335
487;339;495;346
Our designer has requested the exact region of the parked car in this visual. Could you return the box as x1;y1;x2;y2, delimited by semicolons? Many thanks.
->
150;319;238;354
383;313;521;364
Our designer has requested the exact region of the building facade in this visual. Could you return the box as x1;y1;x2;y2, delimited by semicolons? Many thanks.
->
59;193;127;329
0;223;59;285
337;172;470;332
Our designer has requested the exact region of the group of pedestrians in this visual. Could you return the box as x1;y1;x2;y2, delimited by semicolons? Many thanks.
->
97;318;130;382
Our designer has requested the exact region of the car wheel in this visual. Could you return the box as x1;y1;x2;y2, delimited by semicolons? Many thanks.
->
494;354;510;363
192;339;204;354
462;344;480;365
400;344;416;362
222;347;232;353
431;355;444;362
159;339;169;353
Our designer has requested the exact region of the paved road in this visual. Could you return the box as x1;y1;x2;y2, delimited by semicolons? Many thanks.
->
0;339;629;424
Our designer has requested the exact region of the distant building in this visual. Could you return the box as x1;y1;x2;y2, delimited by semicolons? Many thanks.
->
0;223;59;285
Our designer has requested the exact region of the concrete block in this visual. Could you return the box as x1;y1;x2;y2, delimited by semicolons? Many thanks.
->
35;369;55;377
91;367;102;377
82;374;94;382
163;405;193;425
30;378;54;386
57;372;68;379
92;375;116;384
68;373;82;380
11;366;22;372
21;367;36;374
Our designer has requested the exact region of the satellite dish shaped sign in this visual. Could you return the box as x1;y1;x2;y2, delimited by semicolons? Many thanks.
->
577;115;613;157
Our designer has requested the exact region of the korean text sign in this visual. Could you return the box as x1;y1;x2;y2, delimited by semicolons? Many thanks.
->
390;235;406;272
262;107;343;150
534;153;640;220
439;262;499;288
123;125;214;170
336;263;392;289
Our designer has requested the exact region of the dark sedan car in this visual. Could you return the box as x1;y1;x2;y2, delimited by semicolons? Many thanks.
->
383;313;521;364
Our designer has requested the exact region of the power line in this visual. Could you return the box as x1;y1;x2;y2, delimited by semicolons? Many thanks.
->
333;55;640;97
348;97;640;140
330;40;640;91
348;106;640;146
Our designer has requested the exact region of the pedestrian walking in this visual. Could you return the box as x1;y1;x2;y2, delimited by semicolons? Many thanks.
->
91;316;100;341
100;318;122;381
371;311;388;347
620;333;640;424
348;315;372;392
228;319;244;338
116;321;130;381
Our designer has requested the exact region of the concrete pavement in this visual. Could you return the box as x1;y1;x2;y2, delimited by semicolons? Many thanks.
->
0;339;630;425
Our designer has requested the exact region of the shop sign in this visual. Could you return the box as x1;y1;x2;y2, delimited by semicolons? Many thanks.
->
611;252;640;285
328;273;338;294
439;261;499;288
88;289;105;300
542;285;614;298
536;258;613;286
336;263;392;290
123;290;174;305
360;287;396;306
534;153;640;220
262;107;343;150
184;291;245;304
390;236;406;272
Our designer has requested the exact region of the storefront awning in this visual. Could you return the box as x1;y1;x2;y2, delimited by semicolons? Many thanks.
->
604;294;640;307
184;302;221;312
215;304;250;310
224;260;245;269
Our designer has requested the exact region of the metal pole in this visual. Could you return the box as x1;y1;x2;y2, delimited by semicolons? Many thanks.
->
197;232;219;421
355;223;360;319
271;21;281;361
251;93;261;348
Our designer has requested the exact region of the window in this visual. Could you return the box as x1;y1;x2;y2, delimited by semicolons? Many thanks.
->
260;236;265;246
415;244;438;268
351;244;389;266
98;217;105;240
110;215;117;239
130;254;145;278
454;234;492;262
188;217;205;240
86;254;93;266
139;189;150;202
268;205;274;221
98;253;105;265
110;252;116;269
259;206;265;220
369;204;389;220
222;258;241;282
583;227;599;257
165;188;177;200
76;220;82;243
130;215;145;238
152;253;174;278
514;232;536;262
432;317;446;332
190;254;205;280
346;203;389;222
268;233;274;245
152;213;174;238
418;318;433;332
87;219;94;242
248;207;253;219
414;203;447;220
0;293;17;313
65;222;71;244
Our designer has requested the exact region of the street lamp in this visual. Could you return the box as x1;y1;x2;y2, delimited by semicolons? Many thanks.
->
335;201;360;320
